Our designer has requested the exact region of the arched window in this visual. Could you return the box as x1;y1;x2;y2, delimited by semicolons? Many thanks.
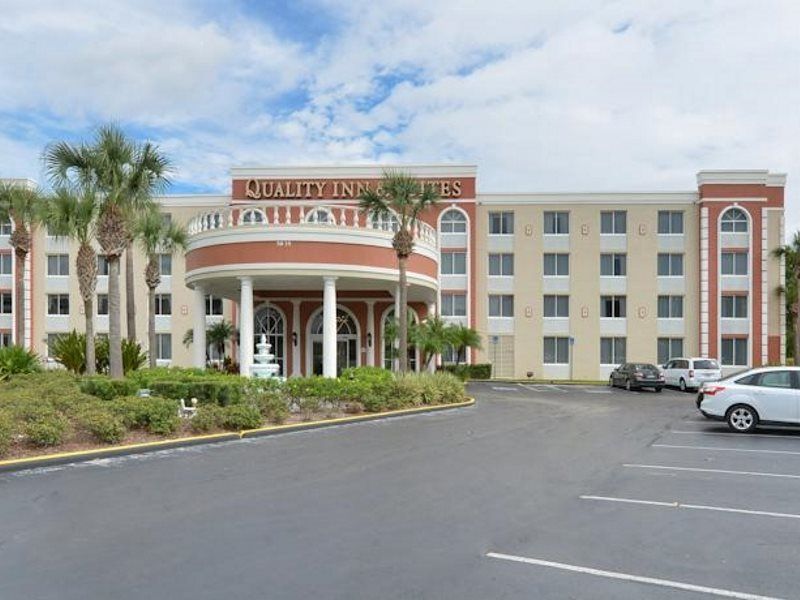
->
382;308;419;371
440;209;467;233
720;208;748;233
305;207;333;224
254;306;285;376
310;309;357;335
241;208;266;224
370;210;399;232
309;308;359;375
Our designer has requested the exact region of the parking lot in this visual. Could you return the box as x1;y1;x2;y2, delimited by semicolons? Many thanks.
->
2;382;799;599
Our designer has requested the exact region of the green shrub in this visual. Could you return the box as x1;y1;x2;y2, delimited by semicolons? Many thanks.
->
0;345;41;379
51;330;87;374
121;339;148;374
80;376;138;401
0;411;12;456
25;415;68;447
252;390;289;425
112;397;179;435
221;404;263;430
390;372;466;409
190;404;225;433
438;363;491;380
78;409;126;444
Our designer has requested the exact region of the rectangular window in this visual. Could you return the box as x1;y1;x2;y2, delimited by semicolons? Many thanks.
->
601;211;627;234
721;294;748;318
657;338;684;364
657;295;684;318
543;337;569;364
658;211;684;234
488;294;514;317
488;253;514;276
544;211;569;235
721;251;748;275
97;294;109;316
543;295;569;318
0;332;11;347
600;295;626;318
600;253;626;276
155;333;172;360
600;337;626;364
543;253;569;276
721;337;748;366
154;293;172;316
161;213;172;226
47;254;70;276
0;221;11;236
97;255;109;276
441;251;467;275
0;292;11;314
441;293;467;317
0;253;11;275
159;254;172;276
205;295;223;316
489;211;514;235
46;333;60;357
658;253;684;276
47;294;69;315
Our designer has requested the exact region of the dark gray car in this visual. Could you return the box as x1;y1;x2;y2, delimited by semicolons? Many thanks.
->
609;362;665;392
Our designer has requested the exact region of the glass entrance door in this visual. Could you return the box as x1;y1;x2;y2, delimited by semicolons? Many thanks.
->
311;338;358;376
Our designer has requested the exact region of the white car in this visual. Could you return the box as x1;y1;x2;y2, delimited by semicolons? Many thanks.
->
696;366;800;432
661;357;722;392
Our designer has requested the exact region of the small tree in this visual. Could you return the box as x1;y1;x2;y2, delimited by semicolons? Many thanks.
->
207;320;237;363
410;316;453;369
134;208;187;368
359;171;439;372
449;324;482;365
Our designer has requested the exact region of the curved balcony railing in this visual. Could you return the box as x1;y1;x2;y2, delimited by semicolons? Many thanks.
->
187;203;438;249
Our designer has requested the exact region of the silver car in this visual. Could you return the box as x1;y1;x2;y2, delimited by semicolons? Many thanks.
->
661;357;722;392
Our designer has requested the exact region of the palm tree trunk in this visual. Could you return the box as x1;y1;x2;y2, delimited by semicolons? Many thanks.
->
125;245;136;341
13;251;24;347
84;297;96;375
398;256;408;373
108;256;123;379
148;285;156;369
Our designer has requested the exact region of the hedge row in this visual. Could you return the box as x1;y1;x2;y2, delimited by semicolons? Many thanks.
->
438;363;492;380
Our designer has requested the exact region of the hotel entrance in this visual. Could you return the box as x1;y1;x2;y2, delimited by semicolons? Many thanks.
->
308;307;359;376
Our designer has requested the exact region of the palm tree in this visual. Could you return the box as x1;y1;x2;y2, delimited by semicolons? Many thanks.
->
207;320;236;363
135;208;187;368
0;181;45;346
449;324;482;365
359;171;439;372
410;316;453;369
45;124;171;378
775;232;800;363
43;188;100;373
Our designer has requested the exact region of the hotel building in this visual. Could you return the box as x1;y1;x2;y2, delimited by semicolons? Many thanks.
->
1;165;787;379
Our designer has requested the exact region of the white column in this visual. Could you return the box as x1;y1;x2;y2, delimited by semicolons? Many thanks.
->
323;276;337;378
192;285;206;368
291;300;301;376
366;301;375;367
239;276;254;376
427;300;437;372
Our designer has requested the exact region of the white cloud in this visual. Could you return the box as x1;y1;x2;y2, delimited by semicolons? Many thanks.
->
1;0;799;232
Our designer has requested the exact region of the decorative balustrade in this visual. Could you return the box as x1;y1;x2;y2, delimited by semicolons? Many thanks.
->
187;203;438;249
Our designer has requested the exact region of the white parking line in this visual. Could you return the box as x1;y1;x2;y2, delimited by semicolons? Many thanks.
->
491;386;518;392
653;444;800;456
519;384;568;393
581;494;800;521
486;552;785;600
583;389;612;394
623;463;800;480
670;430;800;440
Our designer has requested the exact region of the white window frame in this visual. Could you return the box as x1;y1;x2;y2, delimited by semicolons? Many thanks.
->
154;293;172;316
658;211;684;235
488;294;514;318
600;211;627;235
543;295;569;318
544;211;569;235
440;251;467;275
657;253;684;277
47;254;70;277
488;211;514;235
441;293;467;317
47;293;70;316
657;295;684;319
488;253;514;277
600;253;627;277
543;253;569;277
543;336;570;364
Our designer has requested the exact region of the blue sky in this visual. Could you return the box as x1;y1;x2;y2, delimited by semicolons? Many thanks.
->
1;0;799;229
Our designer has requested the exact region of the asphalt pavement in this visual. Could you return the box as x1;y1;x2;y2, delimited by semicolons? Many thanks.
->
1;382;799;599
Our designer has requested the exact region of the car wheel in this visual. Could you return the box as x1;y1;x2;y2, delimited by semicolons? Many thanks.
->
655;387;662;393
625;379;632;392
726;404;758;433
609;376;614;388
679;378;687;392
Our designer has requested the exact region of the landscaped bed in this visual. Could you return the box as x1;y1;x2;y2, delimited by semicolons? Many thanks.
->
0;366;468;461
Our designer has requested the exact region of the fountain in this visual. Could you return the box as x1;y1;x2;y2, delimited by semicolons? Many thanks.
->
250;333;281;379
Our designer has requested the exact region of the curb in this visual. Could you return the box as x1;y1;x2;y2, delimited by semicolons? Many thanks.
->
0;398;475;474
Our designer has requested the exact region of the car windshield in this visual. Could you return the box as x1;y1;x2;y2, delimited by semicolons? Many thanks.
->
694;360;719;370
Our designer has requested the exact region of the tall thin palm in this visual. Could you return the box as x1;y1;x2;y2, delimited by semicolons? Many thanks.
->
0;181;44;346
359;171;439;372
774;231;800;362
135;209;187;368
43;188;100;373
45;124;171;378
